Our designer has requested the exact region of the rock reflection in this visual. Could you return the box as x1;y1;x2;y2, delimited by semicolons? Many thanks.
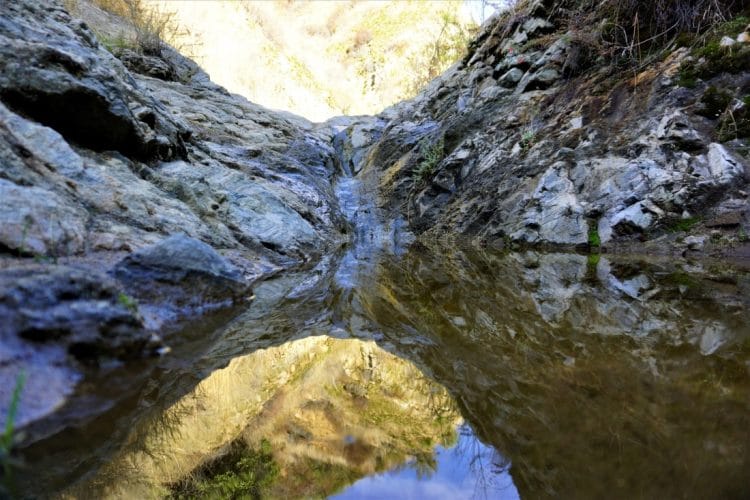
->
356;246;750;498
71;336;461;498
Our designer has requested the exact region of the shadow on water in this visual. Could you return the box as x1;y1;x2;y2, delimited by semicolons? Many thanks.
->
12;242;750;498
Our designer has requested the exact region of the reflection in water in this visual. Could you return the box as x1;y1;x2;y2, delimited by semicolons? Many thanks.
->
334;425;519;500
15;245;750;498
360;249;750;499
72;336;466;498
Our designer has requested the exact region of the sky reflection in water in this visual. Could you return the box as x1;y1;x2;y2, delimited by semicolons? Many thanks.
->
334;425;519;500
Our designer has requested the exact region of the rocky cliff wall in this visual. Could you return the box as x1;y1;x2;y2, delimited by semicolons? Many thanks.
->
347;0;750;255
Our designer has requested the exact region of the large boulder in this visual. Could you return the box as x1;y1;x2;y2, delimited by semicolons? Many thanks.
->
114;234;252;312
0;264;151;359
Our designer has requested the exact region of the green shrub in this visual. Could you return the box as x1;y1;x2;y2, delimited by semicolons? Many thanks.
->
171;439;279;499
414;137;445;183
588;227;601;247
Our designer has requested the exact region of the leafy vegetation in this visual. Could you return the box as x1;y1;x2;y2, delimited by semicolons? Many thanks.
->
65;0;180;55
404;9;479;96
117;292;138;313
414;137;445;183
520;129;535;150
496;0;750;75
588;227;601;248
171;439;279;499
668;216;701;232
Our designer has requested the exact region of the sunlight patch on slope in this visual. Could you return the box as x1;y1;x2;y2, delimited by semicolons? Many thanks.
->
148;0;476;121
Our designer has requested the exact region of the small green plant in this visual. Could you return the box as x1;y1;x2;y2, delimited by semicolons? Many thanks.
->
668;216;701;232
171;439;279;499
520;129;535;150
697;86;733;118
676;65;698;88
91;0;180;55
18;218;32;256
1;371;26;495
588;227;601;248
117;292;138;313
98;32;135;54
738;227;749;242
414;136;444;183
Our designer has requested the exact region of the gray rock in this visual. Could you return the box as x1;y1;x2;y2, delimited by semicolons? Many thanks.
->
498;67;525;88
684;235;707;250
0;179;88;256
0;265;150;359
114;234;251;308
610;202;654;235
706;143;744;184
512;164;588;245
0;0;187;160
532;38;569;69
519;67;560;92
656;111;705;149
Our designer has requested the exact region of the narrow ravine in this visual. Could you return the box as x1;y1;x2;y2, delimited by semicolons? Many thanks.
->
2;0;750;498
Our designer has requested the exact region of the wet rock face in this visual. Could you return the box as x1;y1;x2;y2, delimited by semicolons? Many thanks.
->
358;5;750;250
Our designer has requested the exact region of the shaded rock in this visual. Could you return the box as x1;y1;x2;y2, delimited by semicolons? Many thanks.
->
532;38;569;69
656;111;705;150
519;67;560;92
498;67;525;88
0;101;85;184
114;234;251;310
705;211;743;227
117;49;176;81
0;265;150;360
0;0;187;160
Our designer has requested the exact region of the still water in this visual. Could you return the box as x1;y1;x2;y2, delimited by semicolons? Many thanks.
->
11;244;750;498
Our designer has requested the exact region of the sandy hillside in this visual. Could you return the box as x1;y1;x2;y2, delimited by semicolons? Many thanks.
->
147;0;476;121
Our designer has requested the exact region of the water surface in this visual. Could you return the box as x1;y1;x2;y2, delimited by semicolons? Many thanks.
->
11;244;750;498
